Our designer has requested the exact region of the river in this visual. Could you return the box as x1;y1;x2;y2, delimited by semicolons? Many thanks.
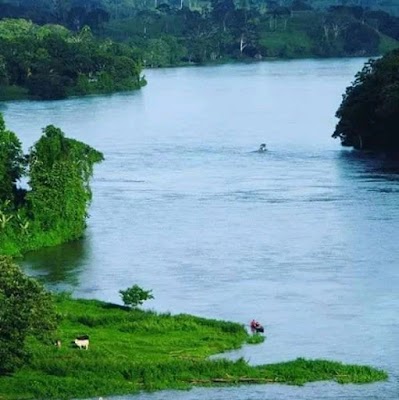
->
1;58;398;399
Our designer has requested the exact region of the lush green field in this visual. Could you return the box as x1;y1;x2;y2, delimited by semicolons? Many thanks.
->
0;296;388;399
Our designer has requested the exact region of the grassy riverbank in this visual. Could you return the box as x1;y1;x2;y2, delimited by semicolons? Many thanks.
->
0;295;388;399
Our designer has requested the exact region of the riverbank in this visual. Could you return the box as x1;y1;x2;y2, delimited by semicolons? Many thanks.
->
0;31;397;103
0;295;387;399
0;80;146;102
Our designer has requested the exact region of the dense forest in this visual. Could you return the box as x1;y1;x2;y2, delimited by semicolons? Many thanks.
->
0;114;103;255
0;0;398;74
0;19;145;100
333;48;399;151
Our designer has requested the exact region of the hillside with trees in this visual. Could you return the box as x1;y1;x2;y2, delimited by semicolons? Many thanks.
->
333;49;399;151
0;0;399;71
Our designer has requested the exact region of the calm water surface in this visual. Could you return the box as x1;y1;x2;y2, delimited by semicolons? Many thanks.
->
2;59;399;399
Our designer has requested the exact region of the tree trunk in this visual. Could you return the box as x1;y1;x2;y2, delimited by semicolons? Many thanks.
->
323;24;329;41
240;34;247;54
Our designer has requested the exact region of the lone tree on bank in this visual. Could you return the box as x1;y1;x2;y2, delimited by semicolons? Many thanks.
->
332;49;399;150
120;285;154;309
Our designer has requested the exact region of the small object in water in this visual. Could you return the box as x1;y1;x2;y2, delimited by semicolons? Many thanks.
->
258;143;267;152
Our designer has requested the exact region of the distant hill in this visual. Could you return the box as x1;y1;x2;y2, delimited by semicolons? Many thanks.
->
0;0;398;68
308;0;399;15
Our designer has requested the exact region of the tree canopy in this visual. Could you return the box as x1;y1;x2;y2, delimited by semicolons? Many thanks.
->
1;2;399;78
0;114;104;255
0;19;145;100
333;49;399;150
0;256;57;374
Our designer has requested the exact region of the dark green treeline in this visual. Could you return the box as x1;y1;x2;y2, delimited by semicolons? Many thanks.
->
0;19;145;100
333;49;399;151
1;1;399;73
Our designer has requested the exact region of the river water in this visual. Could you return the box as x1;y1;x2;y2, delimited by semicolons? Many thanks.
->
2;59;398;399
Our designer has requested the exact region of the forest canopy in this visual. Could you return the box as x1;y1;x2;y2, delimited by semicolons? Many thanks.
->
333;49;399;150
0;114;104;255
0;18;145;100
0;1;398;76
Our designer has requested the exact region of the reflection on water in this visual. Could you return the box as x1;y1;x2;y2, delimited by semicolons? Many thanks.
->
21;238;89;290
337;150;399;181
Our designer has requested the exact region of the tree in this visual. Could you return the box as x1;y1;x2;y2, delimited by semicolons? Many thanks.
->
119;285;154;309
0;115;25;203
27;125;104;238
333;49;399;150
0;256;58;374
211;0;235;32
343;21;379;55
0;113;104;255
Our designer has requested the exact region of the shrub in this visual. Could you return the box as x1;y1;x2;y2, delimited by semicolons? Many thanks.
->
119;285;154;309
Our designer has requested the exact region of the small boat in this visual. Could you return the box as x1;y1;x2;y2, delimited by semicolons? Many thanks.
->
257;143;267;152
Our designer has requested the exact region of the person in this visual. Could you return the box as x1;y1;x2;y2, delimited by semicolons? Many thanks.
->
250;319;264;333
250;319;259;332
258;143;267;152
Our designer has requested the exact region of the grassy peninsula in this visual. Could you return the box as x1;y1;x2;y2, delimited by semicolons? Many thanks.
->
0;294;388;399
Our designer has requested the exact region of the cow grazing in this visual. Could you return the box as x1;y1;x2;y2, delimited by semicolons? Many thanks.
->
74;335;89;350
54;340;62;349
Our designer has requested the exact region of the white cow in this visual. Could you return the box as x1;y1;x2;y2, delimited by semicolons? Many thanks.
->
74;337;89;350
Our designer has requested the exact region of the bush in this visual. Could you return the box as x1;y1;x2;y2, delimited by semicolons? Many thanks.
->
0;256;58;374
119;285;154;309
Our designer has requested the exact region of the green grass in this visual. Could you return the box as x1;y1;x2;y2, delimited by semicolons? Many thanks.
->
0;296;388;399
246;333;265;344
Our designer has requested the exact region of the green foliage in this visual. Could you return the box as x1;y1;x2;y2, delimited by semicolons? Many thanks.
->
0;256;57;374
0;115;25;203
333;49;399;150
0;19;145;100
119;284;154;308
0;295;387;399
27;125;104;239
1;3;399;73
0;114;103;255
246;333;265;344
1;1;399;68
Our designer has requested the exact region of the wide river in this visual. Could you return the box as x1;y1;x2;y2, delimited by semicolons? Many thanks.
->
2;59;399;400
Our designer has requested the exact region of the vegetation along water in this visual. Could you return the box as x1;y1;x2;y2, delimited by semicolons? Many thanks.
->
0;115;103;255
1;0;399;398
1;54;398;398
1;0;399;100
0;257;388;399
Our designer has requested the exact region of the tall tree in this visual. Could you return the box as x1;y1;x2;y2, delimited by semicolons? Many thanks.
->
27;125;104;239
